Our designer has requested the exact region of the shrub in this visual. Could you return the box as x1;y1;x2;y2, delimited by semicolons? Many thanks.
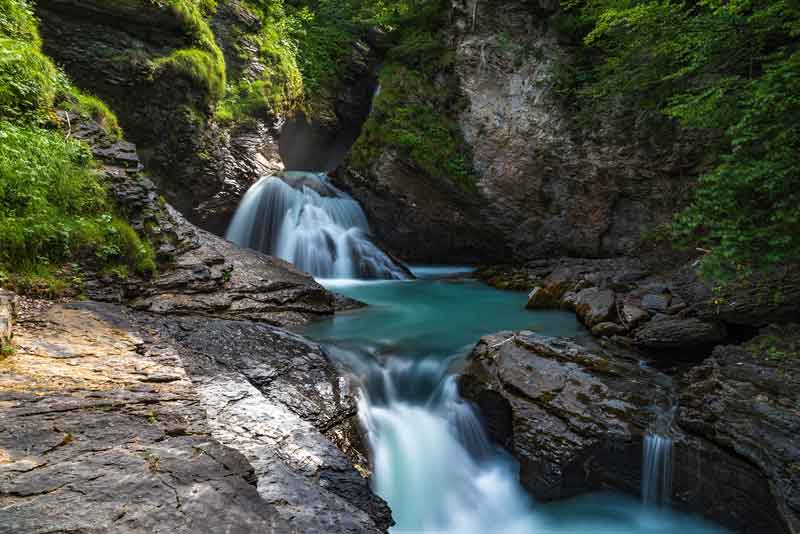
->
0;38;58;123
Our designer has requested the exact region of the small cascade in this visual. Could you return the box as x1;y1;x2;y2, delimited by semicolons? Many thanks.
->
226;171;408;279
642;394;677;506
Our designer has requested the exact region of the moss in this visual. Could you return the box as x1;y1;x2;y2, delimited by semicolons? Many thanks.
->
350;64;475;191
154;48;226;107
1;340;13;360
58;86;123;139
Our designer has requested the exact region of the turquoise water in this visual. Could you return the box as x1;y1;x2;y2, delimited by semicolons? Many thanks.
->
298;268;725;534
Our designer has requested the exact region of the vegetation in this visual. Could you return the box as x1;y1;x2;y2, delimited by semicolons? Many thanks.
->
153;0;226;107
348;0;477;190
553;0;800;278
0;0;156;295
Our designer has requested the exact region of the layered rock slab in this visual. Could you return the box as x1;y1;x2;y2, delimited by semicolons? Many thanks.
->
459;330;790;533
0;304;289;534
0;302;390;534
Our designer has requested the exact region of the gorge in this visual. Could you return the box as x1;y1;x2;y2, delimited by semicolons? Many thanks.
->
1;0;799;533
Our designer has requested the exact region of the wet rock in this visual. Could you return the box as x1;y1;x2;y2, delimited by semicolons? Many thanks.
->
633;317;727;354
642;293;671;314
144;312;392;533
335;293;368;312
591;322;627;337
526;268;576;309
574;288;616;327
677;324;800;533
620;304;649;328
459;331;665;500
459;330;791;532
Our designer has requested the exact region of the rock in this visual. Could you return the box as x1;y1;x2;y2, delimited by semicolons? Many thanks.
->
560;291;578;311
641;293;671;314
678;324;800;533
459;330;791;532
633;317;727;353
459;331;664;501
334;293;368;312
574;288;616;327
0;290;17;347
144;311;392;532
0;304;291;533
332;160;508;264
526;268;577;309
620;303;649;327
591;321;627;337
0;301;391;533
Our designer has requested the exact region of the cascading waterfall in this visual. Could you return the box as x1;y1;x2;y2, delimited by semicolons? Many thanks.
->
226;171;407;279
304;277;724;534
642;395;677;506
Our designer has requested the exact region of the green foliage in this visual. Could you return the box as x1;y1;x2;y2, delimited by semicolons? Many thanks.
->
153;1;226;107
557;0;800;278
0;0;39;45
351;65;475;190
0;123;155;281
155;48;226;107
348;0;475;190
0;38;58;123
59;86;123;139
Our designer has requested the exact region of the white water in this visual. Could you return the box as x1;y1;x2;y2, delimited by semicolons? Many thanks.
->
305;277;726;534
226;171;407;279
642;434;674;506
642;397;676;506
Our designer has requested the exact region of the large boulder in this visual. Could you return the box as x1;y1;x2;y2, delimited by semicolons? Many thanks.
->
525;267;577;309
574;287;616;327
633;317;727;354
459;331;667;500
459;330;790;532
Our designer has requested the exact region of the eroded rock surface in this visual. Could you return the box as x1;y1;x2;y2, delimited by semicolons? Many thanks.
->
0;304;290;533
0;302;390;534
459;330;791;532
678;324;800;533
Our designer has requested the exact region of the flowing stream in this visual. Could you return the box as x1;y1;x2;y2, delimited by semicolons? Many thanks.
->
229;176;722;531
298;269;726;533
226;172;407;279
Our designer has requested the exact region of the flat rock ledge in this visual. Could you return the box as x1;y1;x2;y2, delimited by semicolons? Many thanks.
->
0;301;390;534
459;330;792;533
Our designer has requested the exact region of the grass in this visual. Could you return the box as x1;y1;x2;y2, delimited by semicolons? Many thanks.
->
152;1;226;108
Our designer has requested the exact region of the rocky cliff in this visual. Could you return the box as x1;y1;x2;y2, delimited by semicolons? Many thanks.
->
335;0;696;263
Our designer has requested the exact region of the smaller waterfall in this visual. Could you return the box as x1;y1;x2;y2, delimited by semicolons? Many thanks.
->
642;396;676;506
226;171;408;279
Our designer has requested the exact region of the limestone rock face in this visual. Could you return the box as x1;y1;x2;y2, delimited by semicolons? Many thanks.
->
0;304;291;533
459;330;792;533
0;301;391;534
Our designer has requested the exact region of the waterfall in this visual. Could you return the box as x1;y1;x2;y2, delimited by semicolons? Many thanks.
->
642;396;676;506
226;171;407;279
352;355;538;534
